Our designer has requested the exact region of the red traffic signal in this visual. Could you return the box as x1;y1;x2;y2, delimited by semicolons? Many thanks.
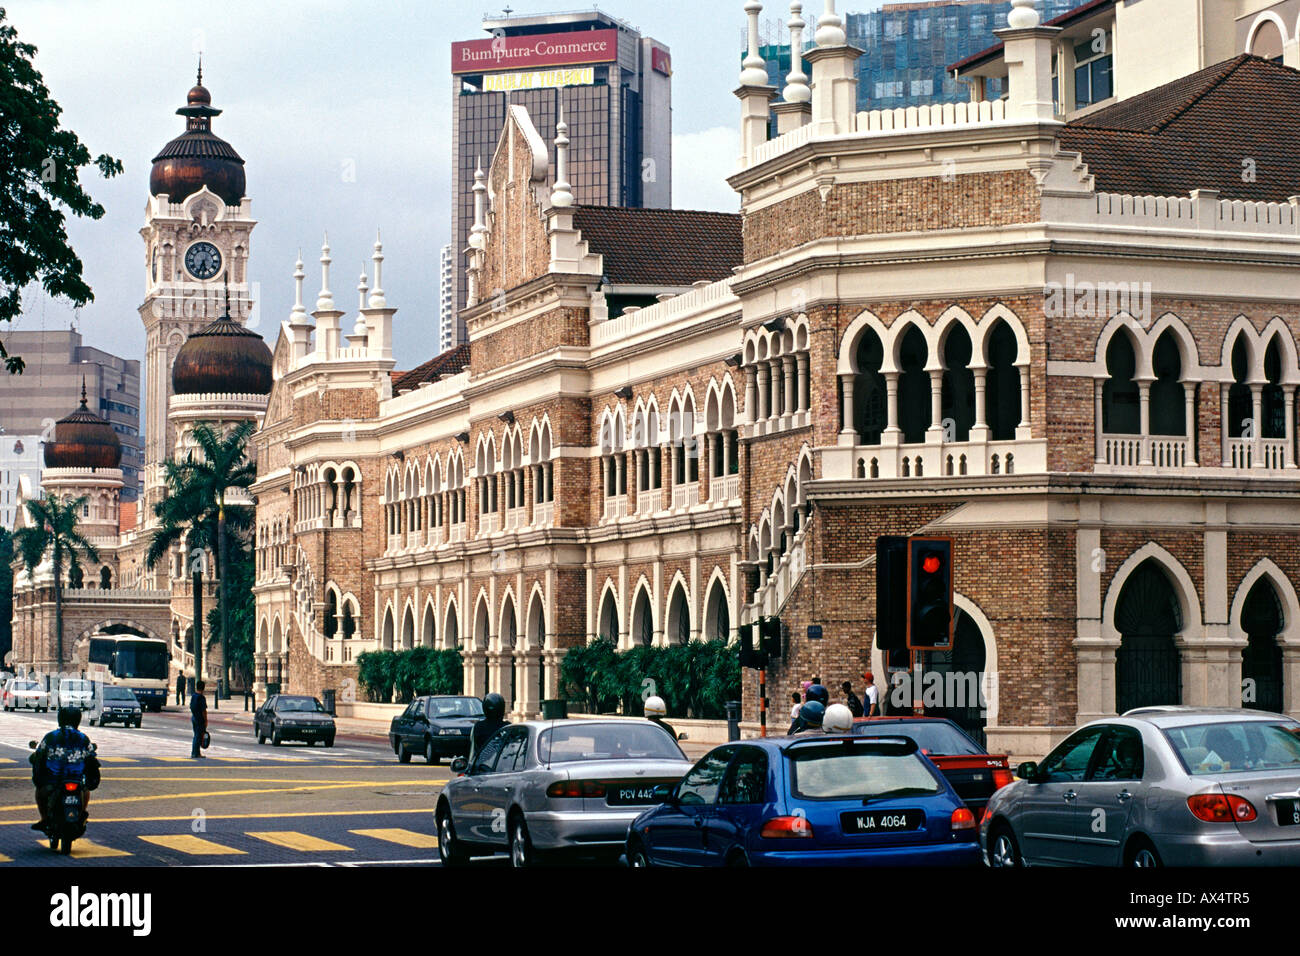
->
907;537;952;650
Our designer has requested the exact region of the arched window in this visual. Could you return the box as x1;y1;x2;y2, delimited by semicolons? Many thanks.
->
99;566;112;590
1241;578;1284;713
941;325;975;442
897;325;930;444
446;603;460;649
69;565;83;590
422;601;436;648
666;585;691;645
852;329;887;445
474;598;491;652
704;579;730;642
342;599;356;640
1250;19;1285;61
1114;560;1182;713
1263;337;1286;440
1149;330;1185;436
401;606;415;650
1102;332;1140;435
632;587;654;647
1228;335;1252;438
597;589;620;643
382;606;395;651
986;321;1022;441
325;590;339;639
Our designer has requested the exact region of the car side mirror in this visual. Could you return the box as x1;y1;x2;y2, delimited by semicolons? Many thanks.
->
677;732;689;741
653;783;677;804
1016;761;1040;782
28;741;37;750
450;757;468;775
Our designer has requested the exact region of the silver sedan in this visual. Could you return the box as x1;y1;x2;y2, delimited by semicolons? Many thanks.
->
436;718;693;867
983;706;1300;866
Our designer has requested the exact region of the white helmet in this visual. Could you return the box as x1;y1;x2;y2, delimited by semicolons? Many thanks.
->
823;703;854;734
644;695;667;717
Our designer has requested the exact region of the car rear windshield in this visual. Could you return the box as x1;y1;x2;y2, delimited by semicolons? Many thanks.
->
788;743;943;800
538;724;684;763
104;688;137;700
853;721;984;755
1163;720;1300;775
429;698;484;718
276;698;323;713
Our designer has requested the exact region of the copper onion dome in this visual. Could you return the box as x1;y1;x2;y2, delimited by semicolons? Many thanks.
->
43;381;122;470
149;64;246;207
171;293;273;397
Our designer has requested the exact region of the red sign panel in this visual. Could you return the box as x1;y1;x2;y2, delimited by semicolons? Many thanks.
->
452;28;619;75
652;47;672;76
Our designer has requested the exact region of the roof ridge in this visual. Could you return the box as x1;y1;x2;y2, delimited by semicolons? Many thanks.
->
1146;54;1251;134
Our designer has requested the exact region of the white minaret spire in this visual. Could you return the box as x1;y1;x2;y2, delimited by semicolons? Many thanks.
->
316;233;334;311
785;2;811;103
1007;0;1041;28
368;230;386;309
739;1;769;87
470;158;488;248
815;0;846;46
357;265;369;314
552;107;574;208
290;251;308;322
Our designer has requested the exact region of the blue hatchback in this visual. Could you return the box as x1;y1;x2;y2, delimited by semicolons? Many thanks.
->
626;735;982;867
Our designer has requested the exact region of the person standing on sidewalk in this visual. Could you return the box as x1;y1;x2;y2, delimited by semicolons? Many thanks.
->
862;672;880;717
190;681;208;758
842;681;864;718
175;672;187;707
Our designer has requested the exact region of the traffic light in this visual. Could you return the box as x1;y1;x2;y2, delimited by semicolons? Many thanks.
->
907;537;952;649
738;623;766;669
875;536;908;651
759;617;782;660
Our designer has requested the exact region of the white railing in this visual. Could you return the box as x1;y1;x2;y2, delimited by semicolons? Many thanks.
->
603;496;629;521
636;489;663;515
533;502;554;527
822;438;1047;481
427;527;444;548
710;475;741;502
449;524;467;543
590;277;739;348
672;484;701;509
750;525;810;619
381;371;469;418
480;513;499;535
505;507;527;530
1100;435;1190;468
1083;192;1299;236
1227;438;1289;470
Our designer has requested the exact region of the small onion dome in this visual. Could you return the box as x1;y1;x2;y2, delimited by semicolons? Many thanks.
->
149;72;246;207
171;309;273;397
43;382;122;470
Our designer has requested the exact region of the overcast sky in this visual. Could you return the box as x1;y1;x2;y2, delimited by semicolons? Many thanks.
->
2;0;836;369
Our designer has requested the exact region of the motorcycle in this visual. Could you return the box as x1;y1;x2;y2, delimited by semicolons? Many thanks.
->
29;740;95;855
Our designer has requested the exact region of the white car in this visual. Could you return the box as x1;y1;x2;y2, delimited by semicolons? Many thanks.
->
58;679;95;709
3;679;51;712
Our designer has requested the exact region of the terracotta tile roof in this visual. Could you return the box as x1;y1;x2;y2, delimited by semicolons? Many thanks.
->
391;343;470;394
1059;55;1300;201
118;500;136;535
571;206;742;286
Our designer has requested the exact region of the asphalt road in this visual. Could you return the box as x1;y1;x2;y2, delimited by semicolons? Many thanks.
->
0;708;477;867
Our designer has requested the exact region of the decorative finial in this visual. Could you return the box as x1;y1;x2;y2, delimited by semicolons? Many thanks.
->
221;273;232;320
368;230;386;309
358;265;369;313
1007;0;1040;29
740;1;769;87
815;0;846;47
197;54;203;87
552;108;574;208
785;2;811;103
80;376;87;408
316;233;334;311
290;251;309;324
470;158;488;247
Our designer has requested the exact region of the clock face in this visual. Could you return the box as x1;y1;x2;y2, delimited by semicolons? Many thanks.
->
184;242;222;280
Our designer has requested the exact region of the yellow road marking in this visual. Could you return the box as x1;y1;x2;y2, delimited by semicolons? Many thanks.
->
97;757;138;764
33;838;131;859
0;759;15;765
0;853;10;862
0;779;442;812
139;835;245;856
350;828;439;849
247;831;353;852
0;807;435;826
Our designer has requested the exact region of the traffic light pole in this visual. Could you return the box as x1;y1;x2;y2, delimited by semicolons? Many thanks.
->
759;668;767;737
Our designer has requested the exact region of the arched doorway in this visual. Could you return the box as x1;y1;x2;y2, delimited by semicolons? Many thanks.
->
1115;560;1183;713
1241;578;1284;713
923;612;988;746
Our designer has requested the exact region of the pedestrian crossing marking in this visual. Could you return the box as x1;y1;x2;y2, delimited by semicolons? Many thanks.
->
350;828;439;849
98;757;137;764
0;759;15;765
0;853;9;862
247;831;353;852
139;835;245;855
33;838;131;859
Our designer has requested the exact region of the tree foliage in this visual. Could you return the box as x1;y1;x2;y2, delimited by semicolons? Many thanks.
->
0;7;123;373
562;639;742;719
12;492;98;669
206;536;254;688
357;648;464;704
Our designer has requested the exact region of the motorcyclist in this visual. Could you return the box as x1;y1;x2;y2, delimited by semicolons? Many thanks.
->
790;701;826;736
643;695;677;742
805;684;830;707
823;703;855;735
30;706;100;834
466;692;507;768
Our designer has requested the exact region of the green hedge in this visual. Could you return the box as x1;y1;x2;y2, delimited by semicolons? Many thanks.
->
357;648;464;703
561;638;741;719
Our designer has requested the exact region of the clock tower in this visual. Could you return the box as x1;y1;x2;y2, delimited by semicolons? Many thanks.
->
139;69;256;518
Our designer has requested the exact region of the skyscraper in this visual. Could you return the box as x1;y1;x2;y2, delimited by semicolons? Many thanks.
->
448;9;673;348
439;243;454;354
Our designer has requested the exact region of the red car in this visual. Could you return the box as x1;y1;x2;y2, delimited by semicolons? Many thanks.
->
853;717;1013;814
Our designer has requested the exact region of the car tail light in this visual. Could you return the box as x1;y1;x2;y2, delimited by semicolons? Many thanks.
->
63;782;78;792
1187;793;1257;823
760;816;814;839
950;807;977;831
992;769;1015;791
546;780;607;799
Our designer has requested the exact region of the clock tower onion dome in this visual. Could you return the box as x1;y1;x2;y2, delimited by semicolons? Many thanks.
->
149;64;246;207
171;297;273;397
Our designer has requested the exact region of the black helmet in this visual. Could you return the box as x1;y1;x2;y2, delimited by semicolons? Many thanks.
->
806;684;830;706
483;693;506;721
57;706;82;729
798;701;825;727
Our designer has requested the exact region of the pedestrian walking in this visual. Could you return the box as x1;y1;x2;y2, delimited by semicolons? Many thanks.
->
863;672;880;717
786;691;803;735
175;672;186;707
190;681;208;758
842;680;864;718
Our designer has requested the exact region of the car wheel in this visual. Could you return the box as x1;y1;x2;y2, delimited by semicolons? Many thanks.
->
1126;837;1162;868
324;736;335;748
59;838;72;855
134;720;142;729
397;742;412;764
272;730;282;746
257;730;266;745
509;816;535;868
425;739;439;765
627;839;652;868
88;718;97;727
725;849;749;866
988;824;1024;868
437;806;467;866
49;836;58;852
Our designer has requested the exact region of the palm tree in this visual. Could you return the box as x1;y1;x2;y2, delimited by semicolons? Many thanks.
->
146;422;255;697
14;493;99;674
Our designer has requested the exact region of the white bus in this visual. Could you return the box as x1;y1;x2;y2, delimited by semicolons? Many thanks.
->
87;635;171;712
